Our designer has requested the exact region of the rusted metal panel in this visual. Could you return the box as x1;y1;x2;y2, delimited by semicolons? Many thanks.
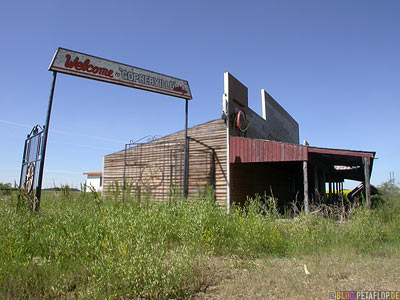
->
308;146;375;158
230;136;307;163
252;139;256;162
230;136;374;167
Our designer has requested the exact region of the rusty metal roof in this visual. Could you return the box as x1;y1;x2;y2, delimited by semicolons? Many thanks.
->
230;136;375;164
229;136;376;181
230;136;307;163
83;171;102;176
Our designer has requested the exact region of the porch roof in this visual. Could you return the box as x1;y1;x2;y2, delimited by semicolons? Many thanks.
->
229;136;375;181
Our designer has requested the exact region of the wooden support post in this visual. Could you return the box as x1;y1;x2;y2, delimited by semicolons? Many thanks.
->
313;165;319;203
341;182;344;198
328;180;331;200
340;181;345;214
321;171;326;200
303;161;309;215
363;157;371;208
335;182;338;201
210;150;216;189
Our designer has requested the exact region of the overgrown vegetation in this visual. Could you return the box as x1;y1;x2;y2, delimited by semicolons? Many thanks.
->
0;182;17;196
0;182;399;299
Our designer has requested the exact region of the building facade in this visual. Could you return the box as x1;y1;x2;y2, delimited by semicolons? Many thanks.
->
103;73;375;211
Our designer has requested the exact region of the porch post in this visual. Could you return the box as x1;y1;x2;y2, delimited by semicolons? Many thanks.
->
335;182;338;201
303;160;309;215
363;157;371;208
313;165;319;202
328;180;332;202
341;182;344;198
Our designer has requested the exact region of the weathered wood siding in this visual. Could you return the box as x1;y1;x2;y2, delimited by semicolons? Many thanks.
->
103;119;227;206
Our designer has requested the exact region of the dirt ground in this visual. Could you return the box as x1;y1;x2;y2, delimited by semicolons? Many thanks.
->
194;250;400;300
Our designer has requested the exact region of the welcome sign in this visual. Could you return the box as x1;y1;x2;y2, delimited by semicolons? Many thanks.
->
49;48;192;100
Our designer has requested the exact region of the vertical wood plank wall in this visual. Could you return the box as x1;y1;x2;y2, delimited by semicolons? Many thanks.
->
103;119;228;206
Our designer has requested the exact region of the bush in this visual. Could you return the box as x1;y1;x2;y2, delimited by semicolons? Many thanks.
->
0;182;14;196
345;208;387;252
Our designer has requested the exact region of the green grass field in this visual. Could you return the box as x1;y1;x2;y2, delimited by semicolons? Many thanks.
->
1;183;399;299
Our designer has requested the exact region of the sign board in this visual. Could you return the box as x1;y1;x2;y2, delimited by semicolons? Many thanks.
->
49;48;192;100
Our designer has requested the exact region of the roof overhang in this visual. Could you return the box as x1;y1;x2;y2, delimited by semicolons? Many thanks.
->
83;171;102;176
230;136;375;181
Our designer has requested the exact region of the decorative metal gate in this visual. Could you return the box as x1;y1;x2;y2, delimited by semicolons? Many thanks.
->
19;125;45;211
123;139;185;201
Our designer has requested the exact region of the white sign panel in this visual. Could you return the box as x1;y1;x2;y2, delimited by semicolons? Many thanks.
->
49;48;192;100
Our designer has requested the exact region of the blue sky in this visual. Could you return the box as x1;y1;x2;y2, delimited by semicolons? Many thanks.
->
1;0;399;189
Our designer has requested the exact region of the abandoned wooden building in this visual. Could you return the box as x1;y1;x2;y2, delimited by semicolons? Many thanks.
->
103;72;375;212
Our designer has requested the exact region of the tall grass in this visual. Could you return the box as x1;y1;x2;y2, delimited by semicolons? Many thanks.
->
1;183;399;299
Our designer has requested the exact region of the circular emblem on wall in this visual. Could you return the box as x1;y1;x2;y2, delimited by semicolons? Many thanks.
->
24;163;35;195
236;109;251;132
140;165;164;190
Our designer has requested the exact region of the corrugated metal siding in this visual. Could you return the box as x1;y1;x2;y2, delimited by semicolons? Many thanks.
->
230;136;307;163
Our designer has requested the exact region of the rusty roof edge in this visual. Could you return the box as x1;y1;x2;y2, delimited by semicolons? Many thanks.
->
307;146;376;158
83;171;102;176
230;136;304;147
230;136;376;160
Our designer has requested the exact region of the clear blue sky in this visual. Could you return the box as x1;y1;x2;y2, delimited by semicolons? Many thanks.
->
1;0;399;189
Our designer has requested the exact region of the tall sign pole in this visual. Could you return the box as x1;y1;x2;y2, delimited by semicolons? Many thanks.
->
183;99;189;197
35;71;57;210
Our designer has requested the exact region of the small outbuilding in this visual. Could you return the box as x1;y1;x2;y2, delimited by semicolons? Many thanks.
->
83;170;103;192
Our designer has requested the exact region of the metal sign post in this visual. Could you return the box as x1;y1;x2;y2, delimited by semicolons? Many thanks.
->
183;99;189;197
35;71;57;210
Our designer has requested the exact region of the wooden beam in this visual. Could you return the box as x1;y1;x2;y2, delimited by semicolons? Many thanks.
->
328;180;332;202
303;161;309;215
335;182;338;201
321;171;326;199
363;157;371;208
341;182;344;198
308;147;375;158
313;164;319;203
